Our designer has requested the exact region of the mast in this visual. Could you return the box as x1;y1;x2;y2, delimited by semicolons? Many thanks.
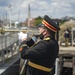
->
28;4;31;27
8;4;12;28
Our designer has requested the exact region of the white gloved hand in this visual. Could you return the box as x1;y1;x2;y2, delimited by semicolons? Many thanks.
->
18;32;27;41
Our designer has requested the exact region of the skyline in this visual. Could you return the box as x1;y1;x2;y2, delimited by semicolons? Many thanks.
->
0;0;75;22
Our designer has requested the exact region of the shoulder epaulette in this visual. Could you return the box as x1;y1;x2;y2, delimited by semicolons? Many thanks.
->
44;37;50;40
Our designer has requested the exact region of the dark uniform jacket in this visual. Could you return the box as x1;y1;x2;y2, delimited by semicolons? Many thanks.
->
20;36;59;75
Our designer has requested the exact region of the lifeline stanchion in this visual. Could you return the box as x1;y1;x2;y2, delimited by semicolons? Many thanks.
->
54;58;59;75
20;60;27;75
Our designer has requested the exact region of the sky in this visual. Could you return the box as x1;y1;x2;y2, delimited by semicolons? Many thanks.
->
0;0;75;22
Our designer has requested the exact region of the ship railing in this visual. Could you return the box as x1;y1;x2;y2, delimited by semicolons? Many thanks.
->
0;33;19;65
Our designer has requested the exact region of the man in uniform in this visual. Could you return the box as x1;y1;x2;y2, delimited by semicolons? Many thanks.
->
19;15;60;75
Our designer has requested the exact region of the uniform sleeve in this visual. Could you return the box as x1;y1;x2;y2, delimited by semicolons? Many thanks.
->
21;41;50;59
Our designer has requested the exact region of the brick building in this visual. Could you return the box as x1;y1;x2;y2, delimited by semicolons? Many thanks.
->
24;18;36;27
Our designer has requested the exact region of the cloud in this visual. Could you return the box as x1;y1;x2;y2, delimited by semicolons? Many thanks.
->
0;0;75;22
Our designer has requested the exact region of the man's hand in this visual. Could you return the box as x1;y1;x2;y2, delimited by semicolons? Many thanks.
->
19;40;27;51
19;44;27;51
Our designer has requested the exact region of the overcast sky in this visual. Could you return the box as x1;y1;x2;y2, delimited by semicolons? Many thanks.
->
0;0;75;22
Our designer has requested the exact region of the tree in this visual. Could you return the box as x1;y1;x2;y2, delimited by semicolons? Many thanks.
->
60;20;67;24
36;16;43;20
34;16;43;26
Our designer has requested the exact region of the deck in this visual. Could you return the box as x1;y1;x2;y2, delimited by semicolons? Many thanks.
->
59;46;75;75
